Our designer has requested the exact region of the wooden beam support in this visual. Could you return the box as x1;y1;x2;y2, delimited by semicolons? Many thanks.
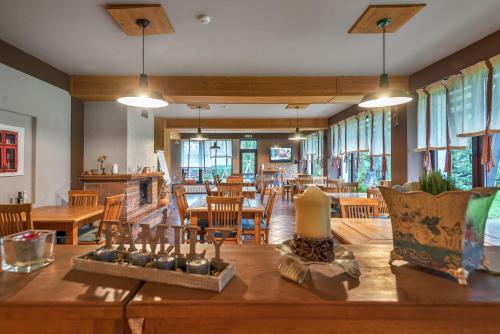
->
286;104;310;109
160;118;328;130
70;75;409;104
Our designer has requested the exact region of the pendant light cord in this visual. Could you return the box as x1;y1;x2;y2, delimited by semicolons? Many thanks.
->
198;107;201;128
142;22;145;75
296;106;299;128
382;25;386;75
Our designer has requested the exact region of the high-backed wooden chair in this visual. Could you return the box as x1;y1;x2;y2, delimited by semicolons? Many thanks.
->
260;180;268;204
217;183;243;198
338;182;359;193
326;179;342;188
175;186;207;243
242;190;276;243
204;180;212;196
0;204;33;236
227;175;243;183
95;194;124;243
207;196;243;244
214;175;221;186
313;176;327;186
68;190;98;207
339;198;379;218
367;188;389;216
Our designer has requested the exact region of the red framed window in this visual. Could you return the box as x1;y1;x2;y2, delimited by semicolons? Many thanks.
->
0;130;18;173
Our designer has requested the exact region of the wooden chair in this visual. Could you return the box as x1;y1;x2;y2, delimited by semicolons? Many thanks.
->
175;186;207;243
297;175;313;193
379;180;392;187
217;183;243;198
339;198;379;218
338;182;359;193
367;188;389;216
207;196;243;244
204;180;212;196
68;190;98;207
313;176;327;186
242;190;276;243
260;180;268;204
0;204;33;236
227;175;244;183
214;175;221;186
95;194;124;243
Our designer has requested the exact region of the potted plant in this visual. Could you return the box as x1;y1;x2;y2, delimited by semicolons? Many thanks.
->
379;171;496;285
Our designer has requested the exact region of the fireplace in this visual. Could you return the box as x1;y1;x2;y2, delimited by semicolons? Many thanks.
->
139;179;151;207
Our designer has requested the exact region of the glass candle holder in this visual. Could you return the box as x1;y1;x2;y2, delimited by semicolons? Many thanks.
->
0;230;55;273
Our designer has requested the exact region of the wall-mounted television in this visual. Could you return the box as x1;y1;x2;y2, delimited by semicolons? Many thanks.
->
269;147;293;163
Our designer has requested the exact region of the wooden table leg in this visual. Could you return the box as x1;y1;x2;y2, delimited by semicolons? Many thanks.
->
254;212;261;245
65;223;78;245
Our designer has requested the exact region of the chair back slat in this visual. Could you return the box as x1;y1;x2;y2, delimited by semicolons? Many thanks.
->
68;190;98;207
207;196;243;243
367;188;389;214
339;198;379;218
217;183;243;198
0;204;33;236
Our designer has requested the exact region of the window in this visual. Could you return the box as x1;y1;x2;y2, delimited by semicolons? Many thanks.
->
180;139;232;183
436;138;473;190
0;130;18;173
303;131;324;176
240;139;257;150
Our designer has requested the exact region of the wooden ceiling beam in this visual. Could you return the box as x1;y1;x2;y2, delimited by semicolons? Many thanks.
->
70;75;408;103
162;118;329;130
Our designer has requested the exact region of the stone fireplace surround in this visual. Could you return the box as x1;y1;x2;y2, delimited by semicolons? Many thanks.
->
80;172;166;236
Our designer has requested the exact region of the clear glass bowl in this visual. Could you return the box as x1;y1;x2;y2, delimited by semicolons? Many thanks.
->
0;230;55;273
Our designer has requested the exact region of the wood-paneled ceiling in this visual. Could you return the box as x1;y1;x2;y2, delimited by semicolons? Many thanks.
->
1;1;499;76
70;75;409;104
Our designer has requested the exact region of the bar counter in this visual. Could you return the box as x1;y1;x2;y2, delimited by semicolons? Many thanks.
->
2;245;500;333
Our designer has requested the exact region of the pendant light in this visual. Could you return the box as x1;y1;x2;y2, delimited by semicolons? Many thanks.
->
359;18;412;108
117;19;168;108
191;107;208;141
210;140;221;159
289;106;307;141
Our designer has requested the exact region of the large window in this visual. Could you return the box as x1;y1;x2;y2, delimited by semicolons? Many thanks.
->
302;131;323;176
331;108;391;183
181;139;232;183
436;138;473;190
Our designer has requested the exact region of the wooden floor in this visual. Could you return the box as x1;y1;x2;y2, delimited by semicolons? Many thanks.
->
167;193;297;244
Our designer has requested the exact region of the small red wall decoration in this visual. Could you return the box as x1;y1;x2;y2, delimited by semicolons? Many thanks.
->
0;130;18;173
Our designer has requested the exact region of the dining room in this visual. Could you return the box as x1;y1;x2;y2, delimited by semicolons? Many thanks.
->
1;1;500;333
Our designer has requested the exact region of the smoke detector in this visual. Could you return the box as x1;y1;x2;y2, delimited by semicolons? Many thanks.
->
198;14;211;24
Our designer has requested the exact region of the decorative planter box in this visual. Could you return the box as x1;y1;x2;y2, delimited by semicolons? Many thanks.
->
379;187;496;285
72;252;235;292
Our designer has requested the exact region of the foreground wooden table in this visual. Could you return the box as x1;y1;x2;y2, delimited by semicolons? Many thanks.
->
188;198;265;243
127;244;500;333
32;206;104;245
0;245;141;334
331;217;393;244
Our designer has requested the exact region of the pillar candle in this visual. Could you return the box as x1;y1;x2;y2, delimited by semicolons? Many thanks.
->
294;186;331;239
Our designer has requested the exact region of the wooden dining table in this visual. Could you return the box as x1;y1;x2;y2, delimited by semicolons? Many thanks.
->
32;205;104;245
187;198;265;244
326;192;368;205
331;217;393;244
211;186;257;199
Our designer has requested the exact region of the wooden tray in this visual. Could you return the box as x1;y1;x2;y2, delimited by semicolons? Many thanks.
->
72;252;235;292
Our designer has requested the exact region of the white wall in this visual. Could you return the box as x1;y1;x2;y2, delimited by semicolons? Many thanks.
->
0;63;71;206
0;110;32;203
84;102;127;173
84;102;155;174
127;108;155;172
